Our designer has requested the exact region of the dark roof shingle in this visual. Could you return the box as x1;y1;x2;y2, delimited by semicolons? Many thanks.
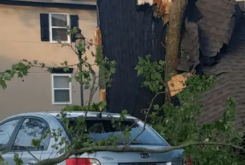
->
200;17;245;126
178;22;200;71
178;0;239;71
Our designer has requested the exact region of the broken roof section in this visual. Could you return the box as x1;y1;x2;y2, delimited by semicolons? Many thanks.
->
199;16;245;126
178;0;239;71
188;1;245;126
166;0;245;125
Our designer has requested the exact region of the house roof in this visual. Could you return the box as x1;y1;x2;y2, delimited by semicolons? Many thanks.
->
177;0;245;126
199;16;245;126
196;0;237;57
176;0;245;126
178;0;239;71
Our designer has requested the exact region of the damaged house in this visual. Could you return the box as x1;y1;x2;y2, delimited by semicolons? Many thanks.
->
97;0;245;126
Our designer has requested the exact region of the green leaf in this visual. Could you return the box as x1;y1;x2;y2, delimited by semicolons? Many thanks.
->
14;153;23;165
153;104;159;110
31;139;40;148
159;60;165;66
59;148;65;154
63;67;69;72
0;80;7;89
146;54;151;60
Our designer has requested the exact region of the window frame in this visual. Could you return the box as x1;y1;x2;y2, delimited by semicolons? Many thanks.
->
51;73;72;105
48;12;71;43
10;116;51;152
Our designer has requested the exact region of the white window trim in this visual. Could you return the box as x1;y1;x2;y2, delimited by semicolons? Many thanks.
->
49;12;71;44
51;74;72;105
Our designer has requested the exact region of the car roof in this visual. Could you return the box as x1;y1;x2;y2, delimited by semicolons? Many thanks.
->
48;111;137;120
1;111;137;122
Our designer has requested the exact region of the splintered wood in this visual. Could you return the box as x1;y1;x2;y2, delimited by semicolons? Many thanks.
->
137;0;172;23
94;28;101;46
167;73;192;97
94;28;106;103
153;0;172;23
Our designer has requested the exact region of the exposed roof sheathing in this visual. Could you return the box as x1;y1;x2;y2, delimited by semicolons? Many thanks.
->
167;73;192;97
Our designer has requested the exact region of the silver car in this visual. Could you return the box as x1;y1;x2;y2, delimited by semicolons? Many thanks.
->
0;111;185;165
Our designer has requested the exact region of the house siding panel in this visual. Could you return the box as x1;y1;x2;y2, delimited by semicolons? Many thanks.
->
0;5;97;120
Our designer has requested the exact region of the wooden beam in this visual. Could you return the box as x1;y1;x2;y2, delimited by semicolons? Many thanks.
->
94;27;106;103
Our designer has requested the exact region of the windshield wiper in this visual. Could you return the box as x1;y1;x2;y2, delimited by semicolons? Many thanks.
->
130;142;148;145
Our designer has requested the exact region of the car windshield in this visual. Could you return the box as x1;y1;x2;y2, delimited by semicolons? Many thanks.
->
60;117;167;146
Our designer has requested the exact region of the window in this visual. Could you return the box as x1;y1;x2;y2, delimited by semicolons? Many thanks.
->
86;120;167;145
40;13;79;43
60;117;168;146
49;13;70;43
52;74;72;105
0;119;19;149
13;118;50;150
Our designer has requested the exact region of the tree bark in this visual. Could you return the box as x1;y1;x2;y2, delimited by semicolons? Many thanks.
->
165;0;187;101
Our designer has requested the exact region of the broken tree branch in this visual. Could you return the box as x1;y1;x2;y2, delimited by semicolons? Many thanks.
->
34;141;245;165
125;91;166;147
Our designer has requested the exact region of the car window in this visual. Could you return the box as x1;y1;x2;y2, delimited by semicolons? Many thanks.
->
13;118;50;150
63;118;167;146
0;119;19;149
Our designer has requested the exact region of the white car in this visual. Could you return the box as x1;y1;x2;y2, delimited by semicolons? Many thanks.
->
0;111;189;165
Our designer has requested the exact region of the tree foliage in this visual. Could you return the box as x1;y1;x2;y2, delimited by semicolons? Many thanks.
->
135;55;245;165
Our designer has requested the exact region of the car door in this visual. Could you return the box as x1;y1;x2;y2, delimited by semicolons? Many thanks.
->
0;118;22;164
3;117;51;165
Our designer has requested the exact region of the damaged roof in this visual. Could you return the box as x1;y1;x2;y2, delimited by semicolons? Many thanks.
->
179;0;239;71
180;0;245;126
199;15;245;126
196;0;237;57
98;0;245;124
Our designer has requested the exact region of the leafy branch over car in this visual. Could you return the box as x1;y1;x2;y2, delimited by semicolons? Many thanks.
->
0;25;245;165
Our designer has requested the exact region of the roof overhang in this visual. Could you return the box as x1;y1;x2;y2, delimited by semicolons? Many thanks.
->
0;0;96;10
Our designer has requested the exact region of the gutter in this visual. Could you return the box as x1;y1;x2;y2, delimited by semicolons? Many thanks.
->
0;0;96;10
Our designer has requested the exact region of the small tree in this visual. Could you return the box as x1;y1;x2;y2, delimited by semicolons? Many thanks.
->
0;28;245;165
